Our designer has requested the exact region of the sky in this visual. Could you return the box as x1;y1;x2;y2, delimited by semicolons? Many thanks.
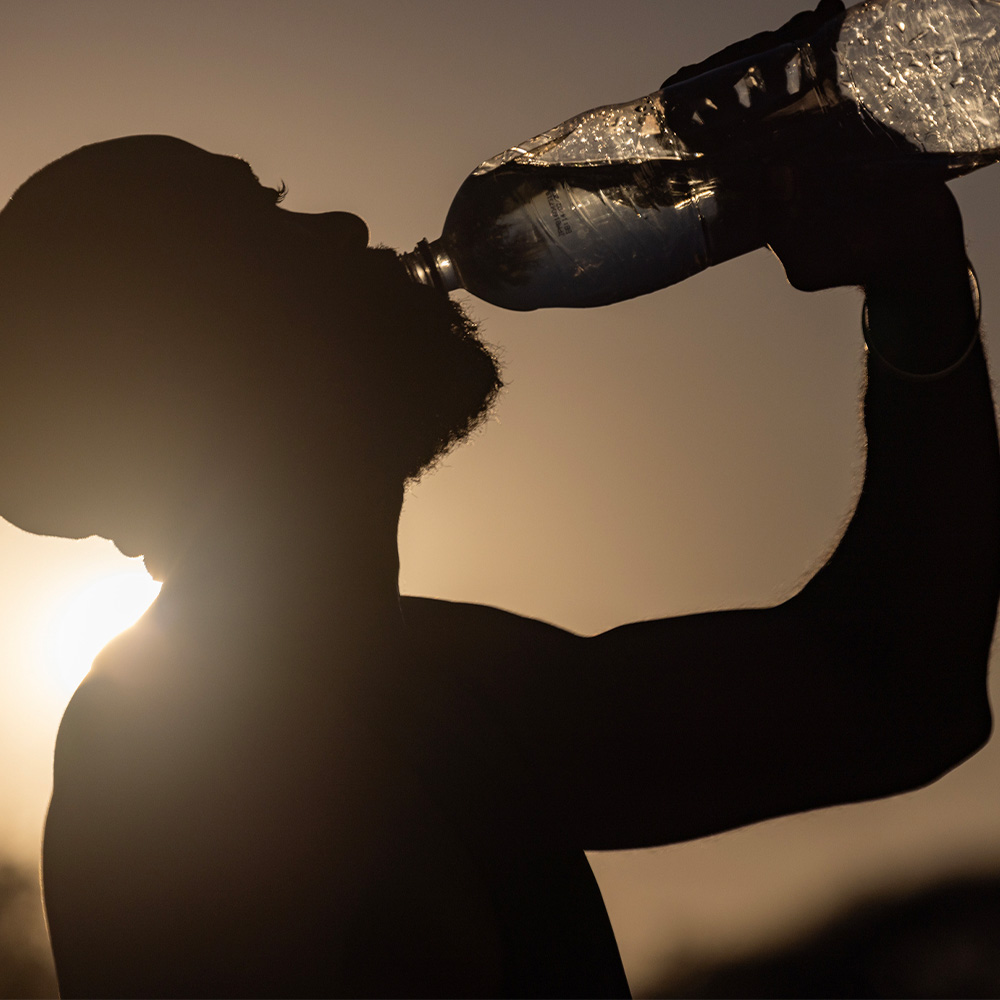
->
2;1;1000;995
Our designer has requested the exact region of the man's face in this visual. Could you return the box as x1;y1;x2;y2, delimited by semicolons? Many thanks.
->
227;158;503;483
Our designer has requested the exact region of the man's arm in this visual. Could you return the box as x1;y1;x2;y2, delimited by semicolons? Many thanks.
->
404;175;1000;851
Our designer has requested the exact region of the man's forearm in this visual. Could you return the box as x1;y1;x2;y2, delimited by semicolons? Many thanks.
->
795;273;1000;789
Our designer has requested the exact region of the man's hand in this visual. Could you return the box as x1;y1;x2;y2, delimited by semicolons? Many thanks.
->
660;0;978;375
764;164;978;376
661;0;846;147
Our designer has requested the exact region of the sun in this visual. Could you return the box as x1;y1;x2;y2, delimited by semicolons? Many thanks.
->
45;569;162;693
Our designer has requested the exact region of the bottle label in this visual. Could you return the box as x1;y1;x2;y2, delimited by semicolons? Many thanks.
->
544;188;573;238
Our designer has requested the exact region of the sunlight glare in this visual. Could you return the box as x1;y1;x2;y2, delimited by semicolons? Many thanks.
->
46;570;162;693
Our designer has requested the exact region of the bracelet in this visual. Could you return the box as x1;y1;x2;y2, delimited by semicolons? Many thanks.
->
862;262;982;381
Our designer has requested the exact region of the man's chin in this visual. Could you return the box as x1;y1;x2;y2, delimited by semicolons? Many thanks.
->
321;246;503;479
399;301;503;480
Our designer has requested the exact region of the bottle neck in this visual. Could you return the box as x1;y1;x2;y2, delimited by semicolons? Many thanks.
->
399;238;462;294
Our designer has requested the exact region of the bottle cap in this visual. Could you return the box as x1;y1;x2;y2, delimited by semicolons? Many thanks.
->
399;239;461;294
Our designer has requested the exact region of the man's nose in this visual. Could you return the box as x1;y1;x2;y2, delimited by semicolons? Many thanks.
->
281;210;370;253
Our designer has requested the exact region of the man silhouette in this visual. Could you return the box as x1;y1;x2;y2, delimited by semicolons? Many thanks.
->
0;124;996;997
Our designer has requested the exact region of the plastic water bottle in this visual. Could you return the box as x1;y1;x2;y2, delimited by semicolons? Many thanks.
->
401;0;1000;310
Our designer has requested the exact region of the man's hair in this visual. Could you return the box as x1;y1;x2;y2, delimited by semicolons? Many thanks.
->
0;137;287;541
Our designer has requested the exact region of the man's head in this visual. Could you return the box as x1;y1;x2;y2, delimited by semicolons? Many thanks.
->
0;136;501;565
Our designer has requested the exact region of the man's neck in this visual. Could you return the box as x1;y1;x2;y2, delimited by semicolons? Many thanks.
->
144;476;408;671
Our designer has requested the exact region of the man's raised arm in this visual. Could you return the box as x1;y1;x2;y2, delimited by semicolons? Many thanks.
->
404;172;1000;851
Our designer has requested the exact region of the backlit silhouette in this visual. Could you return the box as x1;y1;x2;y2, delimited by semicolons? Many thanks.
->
0;125;995;997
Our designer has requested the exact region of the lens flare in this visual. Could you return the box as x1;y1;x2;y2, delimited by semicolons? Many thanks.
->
45;570;161;692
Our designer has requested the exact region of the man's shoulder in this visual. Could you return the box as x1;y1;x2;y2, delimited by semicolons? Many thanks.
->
397;596;595;729
52;674;122;781
53;621;170;763
400;595;585;653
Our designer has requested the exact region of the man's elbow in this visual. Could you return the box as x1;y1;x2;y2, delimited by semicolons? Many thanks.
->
924;690;992;781
875;681;992;798
811;592;998;802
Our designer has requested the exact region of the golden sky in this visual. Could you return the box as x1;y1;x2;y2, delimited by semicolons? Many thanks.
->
2;2;1000;993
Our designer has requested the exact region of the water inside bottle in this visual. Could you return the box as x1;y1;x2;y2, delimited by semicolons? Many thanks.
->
442;158;721;309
